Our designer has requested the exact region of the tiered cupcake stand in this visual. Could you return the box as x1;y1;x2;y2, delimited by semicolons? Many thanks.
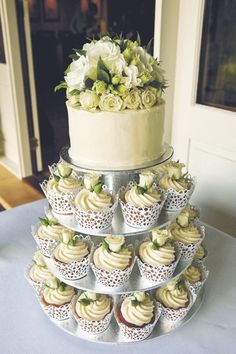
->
27;144;206;344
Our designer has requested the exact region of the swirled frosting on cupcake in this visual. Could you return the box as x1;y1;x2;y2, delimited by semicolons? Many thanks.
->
183;265;201;284
76;292;111;321
156;280;189;309
120;292;155;327
74;189;112;212
43;278;75;305
125;171;161;208
158;175;190;192
93;235;132;271
169;224;202;245
29;251;53;282
194;245;206;261
47;176;80;194
37;220;64;241
54;229;89;263
154;162;185;179
139;229;175;266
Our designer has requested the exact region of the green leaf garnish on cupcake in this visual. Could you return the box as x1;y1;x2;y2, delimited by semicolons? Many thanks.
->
131;292;147;307
39;216;58;227
59;229;76;246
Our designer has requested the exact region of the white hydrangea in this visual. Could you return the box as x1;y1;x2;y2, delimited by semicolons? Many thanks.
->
64;55;88;90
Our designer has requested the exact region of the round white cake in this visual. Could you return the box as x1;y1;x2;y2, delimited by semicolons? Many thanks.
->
68;101;165;170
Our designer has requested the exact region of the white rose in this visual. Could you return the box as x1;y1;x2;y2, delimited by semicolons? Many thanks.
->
166;279;178;291
33;251;46;267
141;88;157;108
139;171;155;189
166;162;185;179
85;40;126;75
61;229;75;244
79;90;99;111
176;210;189;227
64;55;88;90
57;162;72;178
133;46;153;73
152;228;170;246
99;94;123;112
46;277;58;289
124;89;141;109
133;292;146;302
105;235;125;252
69;95;80;107
123;65;141;88
84;174;101;190
85;292;97;301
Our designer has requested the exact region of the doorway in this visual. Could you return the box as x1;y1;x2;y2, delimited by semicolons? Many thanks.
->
24;0;156;172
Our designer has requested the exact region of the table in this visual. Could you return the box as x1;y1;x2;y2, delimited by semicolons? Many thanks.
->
1;199;236;354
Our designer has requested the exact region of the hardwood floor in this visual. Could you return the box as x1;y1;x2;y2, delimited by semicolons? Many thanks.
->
0;164;44;209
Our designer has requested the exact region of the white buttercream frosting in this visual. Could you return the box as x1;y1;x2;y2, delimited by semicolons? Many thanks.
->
156;285;189;309
125;186;161;208
43;283;75;305
194;245;206;260
93;240;132;271
158;175;190;192
183;265;201;284
170;224;202;245
120;293;155;326
29;264;53;283
76;292;111;321
74;189;112;211
47;177;81;193
54;239;89;263
37;224;64;241
139;241;175;266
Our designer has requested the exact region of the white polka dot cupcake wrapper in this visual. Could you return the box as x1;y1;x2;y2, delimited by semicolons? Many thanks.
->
31;224;59;258
157;294;193;322
39;298;71;321
185;263;209;298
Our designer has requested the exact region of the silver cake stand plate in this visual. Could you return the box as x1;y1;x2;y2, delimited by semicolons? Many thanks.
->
44;288;204;344
60;143;174;175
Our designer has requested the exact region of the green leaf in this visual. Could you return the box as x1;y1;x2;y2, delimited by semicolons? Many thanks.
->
73;48;87;56
131;299;141;307
84;76;94;89
59;282;66;292
32;259;46;268
136;32;141;46
68;239;76;246
92;182;102;194
53;174;60;182
79;298;92;306
148;81;161;89
136;186;147;195
48;219;58;226
102;239;110;252
54;81;67;92
97;57;110;84
146;38;153;54
39;217;49;226
151;240;160;250
67;89;80;96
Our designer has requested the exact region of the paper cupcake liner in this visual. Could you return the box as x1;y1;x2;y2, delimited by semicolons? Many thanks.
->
137;245;180;284
40;299;71;321
72;188;118;230
157;176;196;212
176;225;205;261
157;294;193;322
91;245;135;288
119;182;167;229
24;264;44;295
115;301;160;341
32;224;59;257
71;295;113;334
184;262;209;298
40;180;79;215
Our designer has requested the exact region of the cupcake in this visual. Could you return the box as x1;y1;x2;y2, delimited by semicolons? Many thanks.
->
41;162;82;214
156;278;192;322
137;228;180;283
32;215;64;257
182;263;209;296
120;171;165;228
73;174;118;230
25;251;54;294
52;229;91;280
178;204;200;223
39;277;75;321
72;291;113;334
169;216;204;260
154;161;185;176
115;292;158;341
91;235;134;288
194;244;207;264
157;162;195;211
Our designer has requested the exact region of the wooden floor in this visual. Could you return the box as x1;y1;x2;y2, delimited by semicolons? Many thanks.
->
0;164;44;209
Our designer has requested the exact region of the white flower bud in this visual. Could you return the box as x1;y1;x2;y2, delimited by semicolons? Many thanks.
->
84;174;101;190
139;171;155;189
105;235;125;252
166;279;178;291
61;229;75;244
80;90;99;111
57;162;72;178
33;251;46;267
85;292;97;301
133;292;146;302
46;277;58;289
152;228;170;246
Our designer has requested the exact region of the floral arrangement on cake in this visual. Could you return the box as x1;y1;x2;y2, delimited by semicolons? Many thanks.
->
55;34;167;111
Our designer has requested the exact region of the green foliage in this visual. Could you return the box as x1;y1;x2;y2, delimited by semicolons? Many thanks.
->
79;298;92;306
53;173;60;182
84;76;94;89
131;299;141;307
54;81;67;92
136;185;147;195
102;239;110;252
97;57;110;84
